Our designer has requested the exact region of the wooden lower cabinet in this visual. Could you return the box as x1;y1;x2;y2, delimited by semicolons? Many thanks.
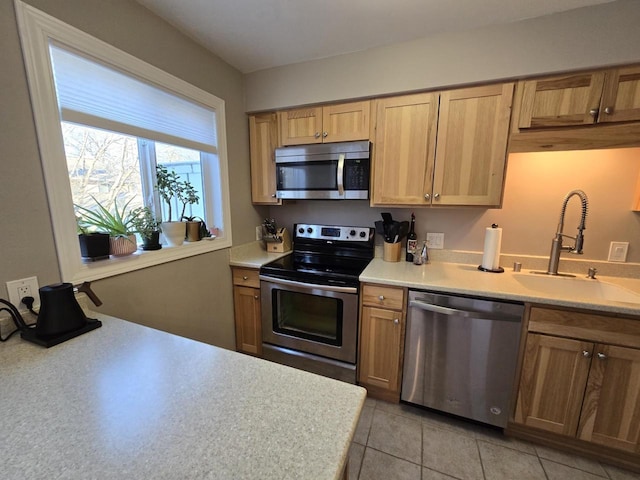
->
231;267;262;355
512;305;640;468
358;284;406;402
515;333;593;435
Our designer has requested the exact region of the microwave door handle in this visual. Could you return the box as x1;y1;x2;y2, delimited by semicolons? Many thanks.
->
337;153;345;196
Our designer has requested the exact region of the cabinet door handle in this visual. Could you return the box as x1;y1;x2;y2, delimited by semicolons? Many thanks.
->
314;132;320;138
597;352;607;360
271;193;277;198
254;295;259;299
582;350;591;358
393;318;399;325
424;193;431;200
378;295;385;301
322;131;328;138
433;193;440;199
604;106;613;115
589;108;599;117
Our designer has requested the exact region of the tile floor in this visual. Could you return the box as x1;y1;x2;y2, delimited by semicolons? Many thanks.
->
348;398;640;480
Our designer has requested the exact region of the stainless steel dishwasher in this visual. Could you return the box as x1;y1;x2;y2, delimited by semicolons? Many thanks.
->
401;290;524;428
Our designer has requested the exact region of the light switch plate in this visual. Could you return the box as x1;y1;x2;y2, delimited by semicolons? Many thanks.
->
426;232;444;249
608;241;629;262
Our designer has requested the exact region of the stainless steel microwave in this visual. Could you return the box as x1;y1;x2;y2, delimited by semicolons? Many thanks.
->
274;140;370;200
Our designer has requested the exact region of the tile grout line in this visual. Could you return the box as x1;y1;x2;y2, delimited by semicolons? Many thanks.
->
476;437;488;480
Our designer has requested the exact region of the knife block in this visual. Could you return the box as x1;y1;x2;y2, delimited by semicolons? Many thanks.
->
264;228;292;253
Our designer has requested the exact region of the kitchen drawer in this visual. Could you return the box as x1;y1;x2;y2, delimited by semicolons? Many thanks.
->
232;268;260;288
528;306;640;349
362;284;405;310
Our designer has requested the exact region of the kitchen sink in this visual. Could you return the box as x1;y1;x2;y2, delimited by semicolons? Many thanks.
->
513;273;640;305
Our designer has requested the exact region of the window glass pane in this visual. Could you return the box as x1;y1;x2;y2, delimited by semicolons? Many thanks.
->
62;122;144;211
155;142;205;222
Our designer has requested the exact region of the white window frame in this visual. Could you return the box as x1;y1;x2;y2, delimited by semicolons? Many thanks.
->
15;1;233;284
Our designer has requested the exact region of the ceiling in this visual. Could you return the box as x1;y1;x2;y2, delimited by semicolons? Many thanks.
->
135;0;614;74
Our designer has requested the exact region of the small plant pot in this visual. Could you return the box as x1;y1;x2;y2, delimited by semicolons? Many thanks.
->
78;233;110;261
109;235;137;256
141;231;162;251
162;221;185;247
185;221;202;242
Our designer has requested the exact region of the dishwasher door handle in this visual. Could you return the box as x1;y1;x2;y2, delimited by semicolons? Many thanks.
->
409;299;517;322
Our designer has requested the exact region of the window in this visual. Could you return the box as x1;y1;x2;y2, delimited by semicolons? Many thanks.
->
16;2;232;283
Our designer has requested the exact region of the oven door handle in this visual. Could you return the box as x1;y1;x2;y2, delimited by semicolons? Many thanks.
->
260;275;358;294
337;153;345;196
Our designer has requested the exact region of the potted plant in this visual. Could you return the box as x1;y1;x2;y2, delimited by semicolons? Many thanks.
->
76;216;110;261
155;165;200;246
75;196;138;256
131;207;162;250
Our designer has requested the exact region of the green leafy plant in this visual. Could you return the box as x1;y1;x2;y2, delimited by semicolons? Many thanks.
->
131;207;162;239
155;165;200;222
75;196;138;238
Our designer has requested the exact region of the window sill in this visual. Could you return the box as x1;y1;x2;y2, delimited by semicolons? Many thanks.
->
70;236;231;284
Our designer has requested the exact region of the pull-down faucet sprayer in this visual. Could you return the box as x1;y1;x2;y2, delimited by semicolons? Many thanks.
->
546;189;589;276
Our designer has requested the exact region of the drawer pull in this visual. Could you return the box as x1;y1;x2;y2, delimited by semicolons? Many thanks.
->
378;295;385;301
242;276;248;280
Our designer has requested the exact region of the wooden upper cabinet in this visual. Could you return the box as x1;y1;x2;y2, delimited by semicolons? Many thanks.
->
514;333;593;436
278;101;370;146
578;344;640;453
371;93;438;206
518;72;605;128
434;83;513;206
518;66;640;129
249;113;281;204
599;65;640;124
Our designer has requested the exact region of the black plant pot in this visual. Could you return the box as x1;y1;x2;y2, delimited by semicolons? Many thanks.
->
141;231;162;251
78;233;110;261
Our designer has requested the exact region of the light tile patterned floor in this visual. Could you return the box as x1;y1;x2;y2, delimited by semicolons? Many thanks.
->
349;398;640;480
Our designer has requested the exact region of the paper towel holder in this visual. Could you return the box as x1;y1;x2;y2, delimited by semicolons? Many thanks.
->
477;265;504;273
478;223;504;273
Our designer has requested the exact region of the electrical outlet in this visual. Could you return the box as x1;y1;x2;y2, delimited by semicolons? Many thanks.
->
608;241;629;262
6;276;40;310
426;232;444;250
256;226;263;241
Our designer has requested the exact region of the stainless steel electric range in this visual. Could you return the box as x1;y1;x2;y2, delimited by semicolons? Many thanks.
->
259;223;375;383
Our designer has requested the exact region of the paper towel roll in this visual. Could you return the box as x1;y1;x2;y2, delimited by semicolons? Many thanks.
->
481;225;502;271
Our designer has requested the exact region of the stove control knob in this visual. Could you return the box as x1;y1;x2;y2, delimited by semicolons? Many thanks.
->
349;230;356;237
298;227;304;234
359;231;367;238
307;227;313;234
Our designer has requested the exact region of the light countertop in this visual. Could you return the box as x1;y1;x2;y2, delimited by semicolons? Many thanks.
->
0;314;365;479
361;258;640;316
229;240;290;269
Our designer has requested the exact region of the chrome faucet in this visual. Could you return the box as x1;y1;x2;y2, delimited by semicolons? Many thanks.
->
546;190;589;276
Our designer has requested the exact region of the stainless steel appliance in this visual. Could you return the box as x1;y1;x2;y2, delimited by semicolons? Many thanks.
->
402;290;524;428
274;141;370;200
260;223;375;383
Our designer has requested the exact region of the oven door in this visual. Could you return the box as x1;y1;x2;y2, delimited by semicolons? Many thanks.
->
260;276;358;363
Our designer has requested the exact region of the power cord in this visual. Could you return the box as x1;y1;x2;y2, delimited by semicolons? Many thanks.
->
0;298;35;342
21;296;38;315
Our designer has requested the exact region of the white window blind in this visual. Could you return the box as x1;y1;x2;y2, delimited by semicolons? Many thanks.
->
49;44;218;154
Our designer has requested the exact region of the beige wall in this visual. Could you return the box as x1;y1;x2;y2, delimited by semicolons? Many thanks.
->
0;0;265;349
267;149;640;264
245;0;640;112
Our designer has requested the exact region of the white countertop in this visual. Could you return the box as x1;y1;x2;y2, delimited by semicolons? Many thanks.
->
361;258;640;316
229;240;290;269
0;314;365;479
